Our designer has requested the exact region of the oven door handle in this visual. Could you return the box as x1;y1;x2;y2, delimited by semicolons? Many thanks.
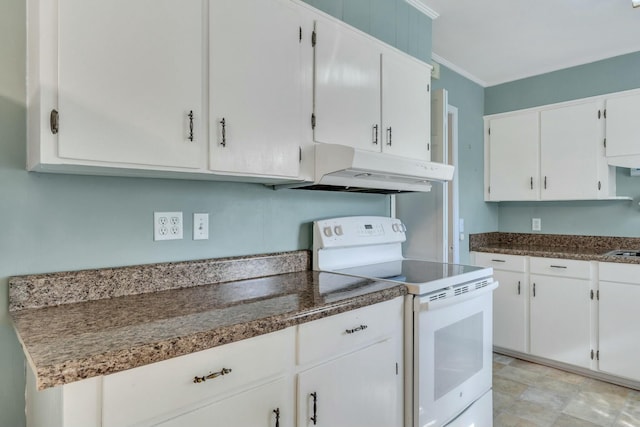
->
417;281;499;311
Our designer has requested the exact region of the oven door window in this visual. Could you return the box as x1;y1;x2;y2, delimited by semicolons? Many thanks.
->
434;312;483;399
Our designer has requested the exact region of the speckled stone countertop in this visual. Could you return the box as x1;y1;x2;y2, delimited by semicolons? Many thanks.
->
9;251;406;390
470;232;640;264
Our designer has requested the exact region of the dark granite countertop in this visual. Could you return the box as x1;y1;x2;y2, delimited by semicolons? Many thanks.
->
9;251;405;390
470;232;640;264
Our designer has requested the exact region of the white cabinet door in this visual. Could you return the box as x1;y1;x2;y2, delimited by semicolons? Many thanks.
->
599;281;640;381
57;0;205;169
155;378;290;427
606;92;640;160
529;275;591;368
297;339;400;427
487;112;539;201
209;0;301;178
492;270;528;353
313;19;381;152
540;101;605;200
381;50;431;160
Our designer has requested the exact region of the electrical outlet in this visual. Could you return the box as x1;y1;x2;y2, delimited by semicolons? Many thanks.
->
532;218;542;231
154;212;183;241
193;213;209;240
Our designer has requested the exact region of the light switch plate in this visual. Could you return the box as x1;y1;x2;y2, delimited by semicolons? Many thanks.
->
193;213;209;240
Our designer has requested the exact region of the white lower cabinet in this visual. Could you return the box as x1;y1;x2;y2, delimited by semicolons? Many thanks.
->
297;339;398;427
471;252;528;353
598;263;640;381
25;298;403;427
155;378;290;427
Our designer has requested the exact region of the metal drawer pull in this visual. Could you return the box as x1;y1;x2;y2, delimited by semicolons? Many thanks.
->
187;110;194;141
273;408;280;427
491;259;506;263
533;283;536;297
387;127;392;146
517;281;521;295
372;124;379;145
345;324;368;334
220;117;227;147
193;367;232;383
310;392;318;425
550;265;567;269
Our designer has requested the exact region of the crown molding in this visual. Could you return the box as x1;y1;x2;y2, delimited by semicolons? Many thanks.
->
431;53;488;87
405;0;439;19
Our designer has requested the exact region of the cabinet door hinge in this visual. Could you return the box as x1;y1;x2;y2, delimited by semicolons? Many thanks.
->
311;113;316;129
395;362;399;375
311;30;316;47
50;109;59;134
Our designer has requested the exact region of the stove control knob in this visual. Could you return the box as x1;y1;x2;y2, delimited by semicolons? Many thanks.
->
392;223;400;232
323;226;333;237
334;225;344;236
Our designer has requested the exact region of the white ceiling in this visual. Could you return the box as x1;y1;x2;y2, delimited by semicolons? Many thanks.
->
417;0;640;87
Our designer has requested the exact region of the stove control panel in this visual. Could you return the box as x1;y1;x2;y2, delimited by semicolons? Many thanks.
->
313;216;406;249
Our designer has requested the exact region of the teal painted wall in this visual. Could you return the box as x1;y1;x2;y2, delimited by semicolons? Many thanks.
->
0;1;432;425
485;52;640;236
432;66;499;263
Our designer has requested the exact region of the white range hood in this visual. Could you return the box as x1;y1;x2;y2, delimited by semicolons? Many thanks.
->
285;144;454;193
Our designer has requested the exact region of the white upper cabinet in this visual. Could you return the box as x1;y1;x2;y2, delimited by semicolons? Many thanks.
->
209;0;302;178
51;0;206;170
313;17;432;161
540;101;610;200
605;91;640;167
486;112;540;201
381;49;431;160
312;18;381;153
485;98;618;201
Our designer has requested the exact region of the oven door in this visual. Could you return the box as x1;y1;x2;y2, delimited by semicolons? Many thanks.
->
413;282;497;427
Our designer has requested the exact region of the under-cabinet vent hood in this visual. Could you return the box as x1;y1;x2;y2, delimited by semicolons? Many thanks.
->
285;144;454;194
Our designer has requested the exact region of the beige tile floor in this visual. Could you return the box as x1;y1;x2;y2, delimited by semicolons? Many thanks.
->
493;353;640;427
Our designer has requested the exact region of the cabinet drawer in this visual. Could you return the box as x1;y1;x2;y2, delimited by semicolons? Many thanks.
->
529;257;591;279
473;252;526;272
103;328;294;427
599;262;640;284
297;297;402;366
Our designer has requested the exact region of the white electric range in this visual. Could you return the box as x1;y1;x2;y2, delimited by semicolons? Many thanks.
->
313;216;497;427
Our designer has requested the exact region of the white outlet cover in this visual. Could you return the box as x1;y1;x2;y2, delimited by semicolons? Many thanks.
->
154;212;183;241
532;218;542;231
193;213;209;240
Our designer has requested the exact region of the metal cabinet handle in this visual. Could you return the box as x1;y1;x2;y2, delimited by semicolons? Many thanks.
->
550;265;567;269
310;392;318;425
386;127;392;146
345;324;368;334
273;408;280;427
491;259;506;263
193;367;232;383
220;117;227;147
530;177;533;190
50;109;59;134
544;176;547;189
372;124;379;145
533;283;536;297
188;110;194;142
517;281;521;295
